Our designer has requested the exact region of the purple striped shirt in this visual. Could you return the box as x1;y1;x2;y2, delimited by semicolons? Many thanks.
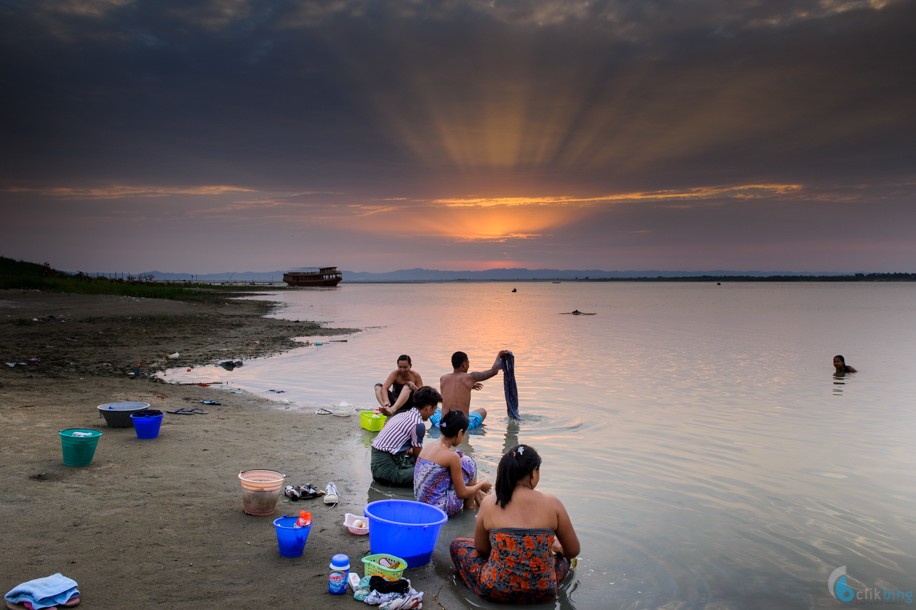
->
372;408;426;454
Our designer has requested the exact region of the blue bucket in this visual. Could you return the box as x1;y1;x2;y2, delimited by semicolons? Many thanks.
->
130;410;164;439
273;516;312;557
364;499;447;568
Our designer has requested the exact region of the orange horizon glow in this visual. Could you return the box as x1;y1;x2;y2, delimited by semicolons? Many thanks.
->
6;181;806;245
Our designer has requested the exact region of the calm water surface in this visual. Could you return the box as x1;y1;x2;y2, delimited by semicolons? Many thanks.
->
164;282;916;609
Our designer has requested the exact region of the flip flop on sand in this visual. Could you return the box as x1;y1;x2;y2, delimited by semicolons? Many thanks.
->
5;595;80;610
315;408;352;417
284;484;325;501
166;408;208;415
300;484;324;499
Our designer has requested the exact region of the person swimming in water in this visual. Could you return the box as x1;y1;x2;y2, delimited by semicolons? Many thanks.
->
833;354;857;375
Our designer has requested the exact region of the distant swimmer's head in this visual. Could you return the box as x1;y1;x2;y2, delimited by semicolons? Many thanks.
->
439;410;470;440
451;351;469;369
833;354;856;374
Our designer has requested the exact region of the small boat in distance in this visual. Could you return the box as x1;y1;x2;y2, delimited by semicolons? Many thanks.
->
282;266;342;287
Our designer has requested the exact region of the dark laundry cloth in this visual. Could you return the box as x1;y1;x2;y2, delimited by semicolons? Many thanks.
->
502;352;520;420
369;575;411;594
388;381;414;409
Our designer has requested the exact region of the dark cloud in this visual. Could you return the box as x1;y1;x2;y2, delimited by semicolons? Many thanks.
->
1;0;914;272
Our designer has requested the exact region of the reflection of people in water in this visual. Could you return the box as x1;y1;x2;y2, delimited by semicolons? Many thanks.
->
833;354;857;375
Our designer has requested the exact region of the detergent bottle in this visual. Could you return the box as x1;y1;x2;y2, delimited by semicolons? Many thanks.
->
328;553;349;594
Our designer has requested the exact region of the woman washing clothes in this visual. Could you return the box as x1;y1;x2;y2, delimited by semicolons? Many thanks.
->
414;410;491;517
450;444;580;604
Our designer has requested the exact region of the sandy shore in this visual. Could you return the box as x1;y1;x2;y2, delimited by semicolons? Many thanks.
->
0;289;463;608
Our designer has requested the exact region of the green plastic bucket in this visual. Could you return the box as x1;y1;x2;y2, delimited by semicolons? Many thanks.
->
59;428;103;467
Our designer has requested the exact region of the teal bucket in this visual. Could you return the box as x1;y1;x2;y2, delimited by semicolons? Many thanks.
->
59;429;103;467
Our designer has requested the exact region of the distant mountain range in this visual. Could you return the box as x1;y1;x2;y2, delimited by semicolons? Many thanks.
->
138;267;857;283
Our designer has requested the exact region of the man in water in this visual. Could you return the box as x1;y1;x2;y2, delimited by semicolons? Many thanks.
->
374;354;423;416
431;349;510;429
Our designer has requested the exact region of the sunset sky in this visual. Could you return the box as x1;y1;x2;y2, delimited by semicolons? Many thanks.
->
2;0;915;274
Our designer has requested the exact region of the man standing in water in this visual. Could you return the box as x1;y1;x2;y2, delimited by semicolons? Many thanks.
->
432;349;510;430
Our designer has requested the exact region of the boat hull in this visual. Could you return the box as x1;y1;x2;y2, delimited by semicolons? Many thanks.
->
283;267;342;287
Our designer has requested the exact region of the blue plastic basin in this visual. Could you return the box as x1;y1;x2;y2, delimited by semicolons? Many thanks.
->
364;499;447;568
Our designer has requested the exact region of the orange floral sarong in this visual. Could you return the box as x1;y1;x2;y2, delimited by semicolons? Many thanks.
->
450;528;571;604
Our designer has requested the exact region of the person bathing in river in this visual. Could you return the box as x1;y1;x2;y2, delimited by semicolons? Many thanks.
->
430;349;510;429
449;444;580;604
834;354;857;375
370;386;440;487
374;354;423;416
414;410;492;517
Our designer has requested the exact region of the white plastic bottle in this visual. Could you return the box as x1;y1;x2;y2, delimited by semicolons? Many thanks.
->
328;554;349;594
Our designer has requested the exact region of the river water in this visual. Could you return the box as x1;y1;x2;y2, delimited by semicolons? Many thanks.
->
163;282;916;609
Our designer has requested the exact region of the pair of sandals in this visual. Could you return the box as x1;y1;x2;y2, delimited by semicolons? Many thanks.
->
284;484;324;501
284;482;339;505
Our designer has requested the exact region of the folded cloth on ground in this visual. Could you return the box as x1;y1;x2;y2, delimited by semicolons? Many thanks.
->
369;575;411;594
4;573;79;610
376;591;423;610
353;575;422;607
363;586;422;607
6;597;80;610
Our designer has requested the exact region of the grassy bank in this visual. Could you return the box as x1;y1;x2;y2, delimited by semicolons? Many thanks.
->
0;256;271;302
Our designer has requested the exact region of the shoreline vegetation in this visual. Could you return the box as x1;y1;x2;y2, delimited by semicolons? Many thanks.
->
1;257;357;380
4;256;914;291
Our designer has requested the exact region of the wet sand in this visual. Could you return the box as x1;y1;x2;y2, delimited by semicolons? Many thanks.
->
0;289;461;608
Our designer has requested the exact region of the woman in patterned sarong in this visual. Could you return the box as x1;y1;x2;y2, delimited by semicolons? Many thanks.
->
414;410;491;516
450;444;580;604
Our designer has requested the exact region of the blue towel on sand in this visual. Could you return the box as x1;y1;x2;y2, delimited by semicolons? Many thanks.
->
502;352;520;420
4;573;79;610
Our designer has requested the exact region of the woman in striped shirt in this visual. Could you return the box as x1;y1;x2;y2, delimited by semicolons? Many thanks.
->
370;386;441;487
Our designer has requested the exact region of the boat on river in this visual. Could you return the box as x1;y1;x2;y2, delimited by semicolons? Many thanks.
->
282;267;342;287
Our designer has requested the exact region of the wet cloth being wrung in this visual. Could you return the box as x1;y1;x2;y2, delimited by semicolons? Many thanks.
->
502;351;520;420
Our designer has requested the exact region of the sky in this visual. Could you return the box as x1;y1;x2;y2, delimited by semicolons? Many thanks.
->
1;0;915;275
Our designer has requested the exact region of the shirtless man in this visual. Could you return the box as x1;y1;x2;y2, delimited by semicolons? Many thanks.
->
433;349;510;429
375;354;424;416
